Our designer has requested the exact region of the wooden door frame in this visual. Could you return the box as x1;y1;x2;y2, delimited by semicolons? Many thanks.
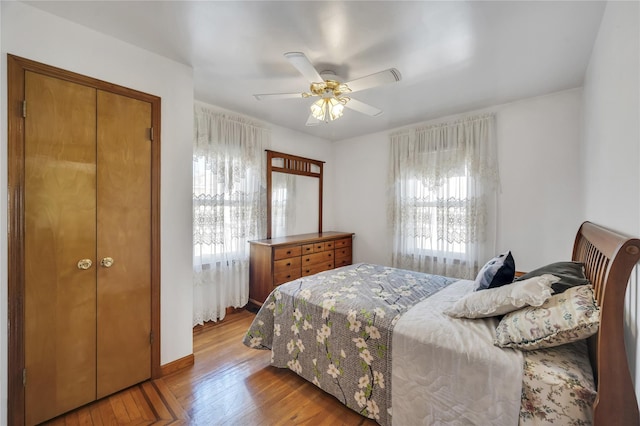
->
7;54;162;425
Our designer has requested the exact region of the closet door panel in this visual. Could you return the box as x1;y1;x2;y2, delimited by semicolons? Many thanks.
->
24;72;97;425
96;90;152;398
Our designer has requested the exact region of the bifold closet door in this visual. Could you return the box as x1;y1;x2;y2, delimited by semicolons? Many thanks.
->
24;72;98;425
96;90;151;398
23;73;152;424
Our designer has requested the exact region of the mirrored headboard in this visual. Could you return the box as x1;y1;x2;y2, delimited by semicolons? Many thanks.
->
266;150;324;239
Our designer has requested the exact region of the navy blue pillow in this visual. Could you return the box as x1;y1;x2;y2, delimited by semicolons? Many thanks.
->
474;251;516;291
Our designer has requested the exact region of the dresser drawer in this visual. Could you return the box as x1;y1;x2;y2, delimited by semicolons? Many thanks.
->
274;245;302;260
274;269;302;286
335;246;352;260
302;250;333;266
249;232;354;306
334;238;352;249
335;257;351;268
302;260;334;276
274;256;301;274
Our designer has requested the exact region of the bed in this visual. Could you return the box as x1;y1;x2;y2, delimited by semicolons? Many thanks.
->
243;222;640;425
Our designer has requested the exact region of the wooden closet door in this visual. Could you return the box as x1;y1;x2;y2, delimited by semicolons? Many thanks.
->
96;90;152;398
24;72;97;425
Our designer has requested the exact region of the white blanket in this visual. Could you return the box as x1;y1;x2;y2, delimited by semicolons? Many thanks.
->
392;279;524;426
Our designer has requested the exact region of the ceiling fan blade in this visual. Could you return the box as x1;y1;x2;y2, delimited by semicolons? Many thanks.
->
254;92;304;101
344;68;401;93
284;52;324;84
305;113;321;126
344;98;383;117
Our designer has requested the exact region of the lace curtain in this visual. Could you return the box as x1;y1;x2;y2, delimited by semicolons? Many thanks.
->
388;114;499;279
193;105;269;325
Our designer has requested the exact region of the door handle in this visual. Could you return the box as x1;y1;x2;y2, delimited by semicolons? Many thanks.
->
101;257;114;268
77;259;92;270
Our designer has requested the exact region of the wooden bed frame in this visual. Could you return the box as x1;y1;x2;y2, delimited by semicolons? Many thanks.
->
573;221;640;426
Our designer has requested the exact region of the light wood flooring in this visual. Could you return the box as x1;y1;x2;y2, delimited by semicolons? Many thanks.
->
42;309;377;425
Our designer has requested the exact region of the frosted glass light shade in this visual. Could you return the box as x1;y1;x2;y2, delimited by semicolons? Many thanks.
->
310;97;345;122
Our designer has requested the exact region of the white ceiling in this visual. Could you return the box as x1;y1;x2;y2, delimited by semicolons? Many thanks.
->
25;1;606;141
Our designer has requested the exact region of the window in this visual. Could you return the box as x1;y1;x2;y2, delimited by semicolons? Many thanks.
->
409;171;469;257
389;114;498;279
192;105;268;325
193;155;263;265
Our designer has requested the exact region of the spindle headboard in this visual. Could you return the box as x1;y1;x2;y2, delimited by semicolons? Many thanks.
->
572;221;640;426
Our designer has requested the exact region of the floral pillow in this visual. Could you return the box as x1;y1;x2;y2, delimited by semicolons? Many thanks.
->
474;251;516;291
494;284;599;350
520;339;596;425
445;274;558;319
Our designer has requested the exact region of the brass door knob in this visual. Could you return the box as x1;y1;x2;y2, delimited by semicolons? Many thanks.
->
101;257;114;268
77;259;92;270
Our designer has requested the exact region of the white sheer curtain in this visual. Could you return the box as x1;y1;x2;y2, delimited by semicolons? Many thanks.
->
193;105;269;325
388;114;499;279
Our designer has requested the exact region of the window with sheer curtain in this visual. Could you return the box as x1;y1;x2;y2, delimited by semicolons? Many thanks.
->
388;114;499;279
193;105;269;325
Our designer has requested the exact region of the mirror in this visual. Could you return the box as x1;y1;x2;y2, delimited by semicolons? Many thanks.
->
266;150;323;239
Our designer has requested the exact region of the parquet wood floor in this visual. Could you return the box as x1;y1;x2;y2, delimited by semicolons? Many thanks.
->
41;309;376;426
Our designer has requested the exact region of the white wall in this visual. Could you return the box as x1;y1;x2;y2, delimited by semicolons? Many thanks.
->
582;1;639;234
0;2;195;420
333;89;584;272
581;0;640;396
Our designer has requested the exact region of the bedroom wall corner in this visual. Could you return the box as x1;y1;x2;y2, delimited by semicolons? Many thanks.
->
0;4;195;421
582;0;640;402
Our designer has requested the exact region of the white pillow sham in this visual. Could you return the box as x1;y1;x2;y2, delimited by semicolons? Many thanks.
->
445;274;559;319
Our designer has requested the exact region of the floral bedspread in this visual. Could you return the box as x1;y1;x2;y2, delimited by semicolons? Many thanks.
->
243;263;456;425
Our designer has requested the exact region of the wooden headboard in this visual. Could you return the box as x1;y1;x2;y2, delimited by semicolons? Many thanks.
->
572;221;640;426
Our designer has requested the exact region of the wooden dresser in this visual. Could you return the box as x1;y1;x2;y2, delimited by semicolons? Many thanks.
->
249;231;354;306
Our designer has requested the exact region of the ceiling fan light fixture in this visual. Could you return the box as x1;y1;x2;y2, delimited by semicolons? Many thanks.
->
310;98;327;121
255;52;401;125
310;97;346;122
328;97;344;120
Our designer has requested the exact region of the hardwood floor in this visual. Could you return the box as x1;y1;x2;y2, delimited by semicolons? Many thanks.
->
42;310;377;425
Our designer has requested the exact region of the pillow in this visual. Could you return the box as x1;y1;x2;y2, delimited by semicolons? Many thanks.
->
515;261;589;294
445;274;558;318
474;251;515;291
519;339;596;425
494;284;599;350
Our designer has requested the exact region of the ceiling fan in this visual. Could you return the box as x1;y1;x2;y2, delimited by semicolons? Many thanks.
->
254;52;401;126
